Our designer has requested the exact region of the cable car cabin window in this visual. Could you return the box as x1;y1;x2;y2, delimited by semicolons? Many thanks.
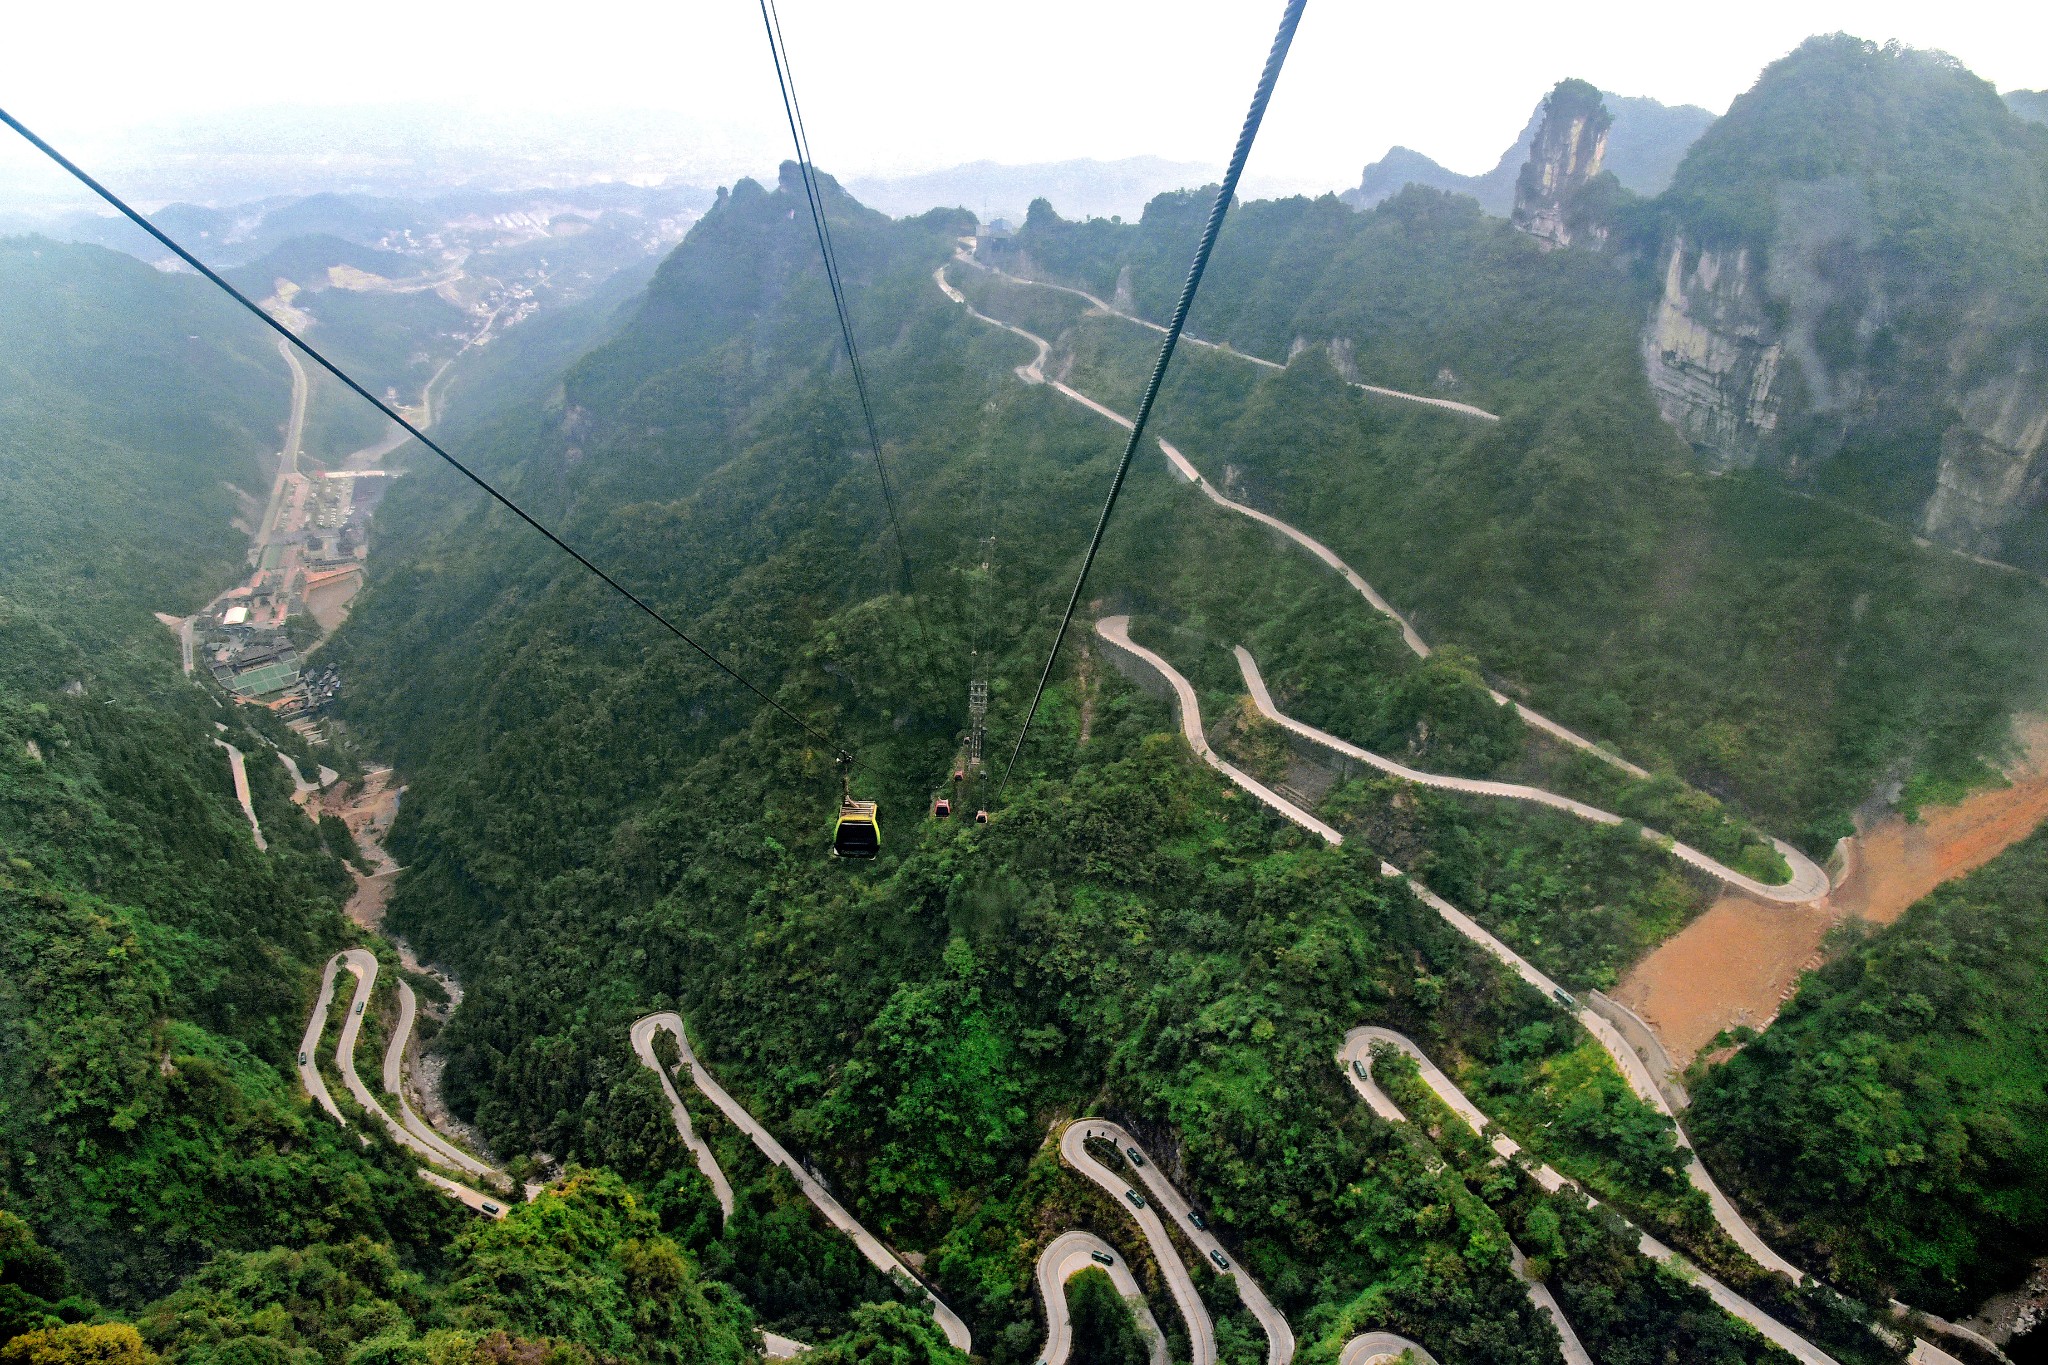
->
833;801;880;859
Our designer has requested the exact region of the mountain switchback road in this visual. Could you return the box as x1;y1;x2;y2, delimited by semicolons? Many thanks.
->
937;253;1832;904
1036;1231;1169;1365
630;1014;970;1352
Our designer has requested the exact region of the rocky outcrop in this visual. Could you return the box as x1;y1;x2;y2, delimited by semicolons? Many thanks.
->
1641;210;2048;555
1923;344;2048;555
1511;80;1613;250
1640;235;1784;466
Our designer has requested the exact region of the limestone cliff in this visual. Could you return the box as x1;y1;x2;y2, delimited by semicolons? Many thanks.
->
1635;36;2048;568
1510;79;1613;250
1640;235;1783;463
1923;344;2048;556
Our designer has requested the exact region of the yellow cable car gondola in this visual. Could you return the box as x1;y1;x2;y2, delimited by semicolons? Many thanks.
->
831;757;880;859
832;799;880;858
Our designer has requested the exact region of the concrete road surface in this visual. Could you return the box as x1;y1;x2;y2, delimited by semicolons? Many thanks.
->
1235;645;1830;902
631;1014;969;1352
214;741;267;851
299;948;505;1217
297;955;347;1121
1064;1121;1294;1365
1341;1028;1840;1365
1339;1332;1439;1365
1059;1123;1215;1365
385;975;504;1183
1035;1231;1168;1365
628;1014;736;1220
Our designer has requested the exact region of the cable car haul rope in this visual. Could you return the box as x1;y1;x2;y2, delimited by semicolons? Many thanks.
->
992;0;1308;803
0;0;1309;859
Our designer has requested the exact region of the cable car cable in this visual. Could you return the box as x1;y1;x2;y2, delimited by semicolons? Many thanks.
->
991;0;1307;803
757;0;915;592
0;104;859;768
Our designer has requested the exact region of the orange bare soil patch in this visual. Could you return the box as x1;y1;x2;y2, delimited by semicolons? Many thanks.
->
1616;716;2048;1067
1613;895;1836;1065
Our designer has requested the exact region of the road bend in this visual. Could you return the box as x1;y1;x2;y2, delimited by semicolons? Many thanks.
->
1090;615;1968;1362
1062;1119;1296;1365
935;258;1839;903
1339;1333;1439;1365
630;1014;971;1353
950;252;1500;422
1344;1028;1839;1365
298;949;506;1217
1060;1123;1215;1365
1234;645;1831;903
627;1014;736;1221
1036;1231;1170;1365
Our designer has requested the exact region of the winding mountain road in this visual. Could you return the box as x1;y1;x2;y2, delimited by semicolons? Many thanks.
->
951;253;1500;422
298;950;506;1217
1339;1333;1438;1365
938;255;1833;904
1234;646;1830;902
1344;1027;1836;1365
1064;1121;1286;1365
1097;620;1986;1364
1035;1231;1169;1365
630;1014;971;1353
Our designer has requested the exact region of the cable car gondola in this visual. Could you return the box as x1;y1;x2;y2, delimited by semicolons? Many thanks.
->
833;800;880;858
831;757;880;859
933;797;952;819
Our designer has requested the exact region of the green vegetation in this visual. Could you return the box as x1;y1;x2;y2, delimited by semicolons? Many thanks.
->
15;29;2048;1361
322;167;1590;1359
0;238;282;628
1008;195;2048;849
1689;826;2048;1313
1062;1269;1146;1365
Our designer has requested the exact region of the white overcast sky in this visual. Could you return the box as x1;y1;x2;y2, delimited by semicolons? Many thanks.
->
1;0;2041;195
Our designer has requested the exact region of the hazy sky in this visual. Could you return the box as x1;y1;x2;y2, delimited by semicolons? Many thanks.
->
1;0;2041;196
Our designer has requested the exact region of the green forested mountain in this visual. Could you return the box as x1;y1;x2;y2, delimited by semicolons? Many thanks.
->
302;154;1915;1365
0;234;758;1365
1009;185;2048;850
1639;36;2048;571
0;238;283;626
9;29;2048;1365
1689;827;2048;1312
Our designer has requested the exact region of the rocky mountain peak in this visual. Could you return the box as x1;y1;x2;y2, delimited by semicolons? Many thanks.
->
1511;79;1614;249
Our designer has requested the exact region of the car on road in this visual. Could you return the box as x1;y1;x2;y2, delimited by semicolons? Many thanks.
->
1209;1249;1230;1271
1352;1058;1368;1080
299;1051;308;1065
354;1002;364;1015
1124;1188;1146;1209
480;1201;501;1215
1125;1146;1144;1166
1551;987;1577;1010
1189;1212;1206;1230
1090;1251;1114;1266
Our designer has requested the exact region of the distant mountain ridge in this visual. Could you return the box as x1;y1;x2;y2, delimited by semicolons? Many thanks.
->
849;156;1312;224
1343;91;1716;214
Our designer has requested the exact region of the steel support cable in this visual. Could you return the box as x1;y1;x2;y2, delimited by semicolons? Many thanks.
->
0;105;859;767
757;0;915;591
993;0;1308;802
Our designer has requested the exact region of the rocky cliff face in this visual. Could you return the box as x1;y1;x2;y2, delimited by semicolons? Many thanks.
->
1640;208;2048;562
1924;344;2048;555
1640;235;1784;463
1633;37;2048;568
1511;80;1613;250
